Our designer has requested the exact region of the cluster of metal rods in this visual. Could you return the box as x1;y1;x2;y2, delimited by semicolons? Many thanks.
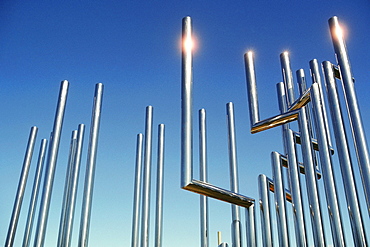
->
181;16;369;246
5;81;103;247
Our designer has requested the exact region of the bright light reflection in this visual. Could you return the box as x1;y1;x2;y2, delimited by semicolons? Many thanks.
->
335;24;344;39
184;37;194;52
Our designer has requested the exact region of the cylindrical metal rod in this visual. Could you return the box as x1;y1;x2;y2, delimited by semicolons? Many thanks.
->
131;133;144;247
199;109;209;247
226;102;242;247
258;174;273;247
34;80;69;247
280;52;295;107
244;51;260;126
271;151;289;246
22;139;48;247
277;83;307;247
154;124;165;247
78;83;104;247
181;16;193;188
329;16;370;213
5;126;38;247
57;130;78;247
63;124;85;247
297;107;326;247
323;61;367;246
311;83;346;246
245;204;256;247
140;105;154;247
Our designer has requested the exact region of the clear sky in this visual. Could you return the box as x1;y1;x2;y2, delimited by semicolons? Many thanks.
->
1;1;369;246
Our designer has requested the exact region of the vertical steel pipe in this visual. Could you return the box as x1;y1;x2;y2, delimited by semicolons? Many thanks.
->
155;124;165;247
22;138;47;247
34;80;69;247
244;51;260;126
311;83;346;246
245;204;256;247
277;83;307;247
280;52;295;107
271;151;289;246
131;133;143;247
57;130;78;247
181;16;193;188
5;126;38;247
78;83;104;247
258;174;273;247
199;109;209;247
140;105;154;247
226;102;242;247
329;16;370;213
297;107;326;247
63;124;85;247
322;61;367;246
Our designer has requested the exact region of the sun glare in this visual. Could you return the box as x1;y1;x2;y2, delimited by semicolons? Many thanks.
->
184;37;194;52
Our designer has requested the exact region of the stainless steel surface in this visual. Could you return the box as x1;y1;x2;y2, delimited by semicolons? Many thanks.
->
280;52;295;107
34;80;69;247
78;83;104;247
245;204;256;247
5;126;38;247
259;174;273;247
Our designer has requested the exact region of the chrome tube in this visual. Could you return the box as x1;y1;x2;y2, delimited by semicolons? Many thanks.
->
57;130;78;247
226;102;242;247
277;83;307;246
155;124;165;247
140;105;154;247
329;16;370;213
322;61;367;246
258;174;272;247
280;52;295;107
245;204;256;247
244;51;260;126
311;83;346;246
199;109;209;247
131;133;143;247
297;107;326;247
64;124;85;247
271;151;289;246
181;16;193;188
79;83;104;247
5;126;38;247
34;80;69;247
22;139;47;247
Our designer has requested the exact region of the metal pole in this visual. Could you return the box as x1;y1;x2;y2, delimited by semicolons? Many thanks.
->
154;124;165;247
78;83;104;247
322;61;367;246
258;174;272;247
329;16;370;213
5;126;38;247
271;151;289;246
140;105;153;247
244;51;260;126
57;130;78;247
131;133;144;247
297;107;326;247
64;124;85;247
34;79;69;247
226;102;242;247
280;52;295;107
199;109;209;247
181;16;193;188
245;204;256;247
22;138;48;247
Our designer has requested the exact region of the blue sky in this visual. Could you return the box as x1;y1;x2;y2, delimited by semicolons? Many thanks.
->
0;1;369;246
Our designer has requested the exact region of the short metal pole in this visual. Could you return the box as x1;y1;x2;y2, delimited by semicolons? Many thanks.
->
280;52;295;107
258;174;273;247
245;204;256;247
5;126;38;247
244;51;260;126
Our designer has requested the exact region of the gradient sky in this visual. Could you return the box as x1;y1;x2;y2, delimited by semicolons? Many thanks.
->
1;1;369;246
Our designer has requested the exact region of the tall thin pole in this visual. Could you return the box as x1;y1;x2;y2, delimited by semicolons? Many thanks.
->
258;174;272;247
199;109;209;247
280;52;295;108
78;83;104;247
34;79;69;247
5;126;38;247
245;204;256;247
131;133;144;247
23;138;48;247
154;124;165;247
140;106;154;247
